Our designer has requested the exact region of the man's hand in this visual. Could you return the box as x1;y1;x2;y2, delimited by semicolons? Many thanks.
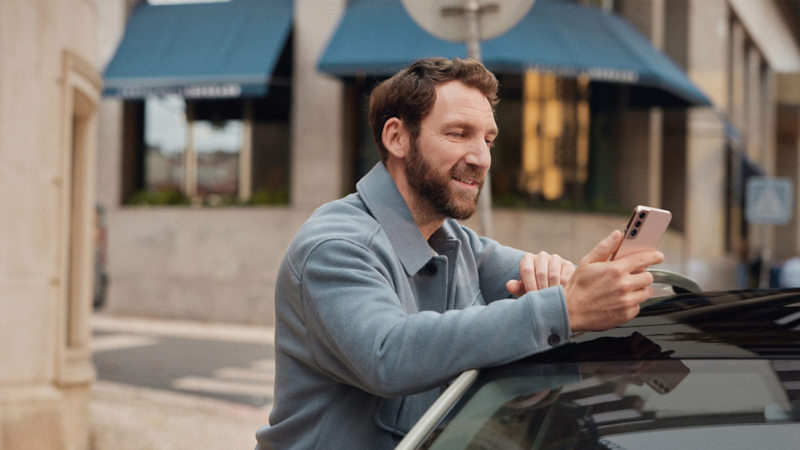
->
506;251;575;297
563;230;664;332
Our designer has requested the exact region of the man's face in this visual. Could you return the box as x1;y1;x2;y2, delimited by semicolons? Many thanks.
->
404;81;497;220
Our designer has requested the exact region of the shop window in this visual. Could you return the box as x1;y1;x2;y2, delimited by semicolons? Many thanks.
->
192;98;244;200
345;72;629;214
143;95;186;195
121;31;293;207
123;93;291;206
489;72;592;208
343;77;382;192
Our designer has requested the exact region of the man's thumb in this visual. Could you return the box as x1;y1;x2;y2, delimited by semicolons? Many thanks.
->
580;230;622;266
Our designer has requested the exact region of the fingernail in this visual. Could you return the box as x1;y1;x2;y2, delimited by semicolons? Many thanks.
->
657;252;664;260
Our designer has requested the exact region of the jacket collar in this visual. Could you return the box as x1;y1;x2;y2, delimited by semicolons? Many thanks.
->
357;162;434;276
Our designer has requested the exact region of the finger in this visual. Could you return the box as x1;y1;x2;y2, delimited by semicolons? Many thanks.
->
548;255;563;286
628;270;655;291
628;332;645;347
561;262;575;284
617;250;665;274
638;344;664;359
617;375;644;386
634;360;657;373
579;230;623;267
506;279;524;297
630;302;641;320
519;254;538;292
535;252;551;289
627;286;653;306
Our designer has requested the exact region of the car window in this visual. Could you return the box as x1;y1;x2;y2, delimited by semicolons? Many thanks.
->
419;359;799;450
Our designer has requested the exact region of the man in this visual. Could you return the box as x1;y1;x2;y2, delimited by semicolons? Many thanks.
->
256;58;663;449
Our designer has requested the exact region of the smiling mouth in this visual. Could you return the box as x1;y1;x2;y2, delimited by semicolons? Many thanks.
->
452;177;478;187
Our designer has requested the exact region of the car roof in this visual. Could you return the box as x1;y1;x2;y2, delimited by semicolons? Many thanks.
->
520;288;800;364
398;288;800;450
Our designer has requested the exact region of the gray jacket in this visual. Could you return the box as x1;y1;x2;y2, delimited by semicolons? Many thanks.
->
256;163;570;449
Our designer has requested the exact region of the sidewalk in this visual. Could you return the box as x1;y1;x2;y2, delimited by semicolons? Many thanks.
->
89;314;274;450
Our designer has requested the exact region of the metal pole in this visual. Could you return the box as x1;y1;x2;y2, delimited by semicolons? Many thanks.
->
759;224;771;288
464;0;494;238
465;0;482;61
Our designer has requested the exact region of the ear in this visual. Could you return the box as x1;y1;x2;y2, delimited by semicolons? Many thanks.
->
382;118;409;159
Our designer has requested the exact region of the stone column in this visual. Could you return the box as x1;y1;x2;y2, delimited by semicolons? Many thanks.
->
95;0;129;211
774;104;800;259
615;0;666;209
683;0;734;289
290;0;347;210
0;2;100;449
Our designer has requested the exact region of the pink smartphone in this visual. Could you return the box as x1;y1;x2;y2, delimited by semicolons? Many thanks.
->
610;206;672;261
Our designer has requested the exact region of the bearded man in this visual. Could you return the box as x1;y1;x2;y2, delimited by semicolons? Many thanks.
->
255;58;663;450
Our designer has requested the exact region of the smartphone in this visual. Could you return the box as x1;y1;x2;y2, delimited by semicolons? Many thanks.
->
610;206;672;261
637;359;691;395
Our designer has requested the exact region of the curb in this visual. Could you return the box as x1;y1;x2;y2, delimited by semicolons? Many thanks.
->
92;313;275;345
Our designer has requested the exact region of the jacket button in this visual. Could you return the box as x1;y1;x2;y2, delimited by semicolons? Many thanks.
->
422;263;437;275
548;334;561;347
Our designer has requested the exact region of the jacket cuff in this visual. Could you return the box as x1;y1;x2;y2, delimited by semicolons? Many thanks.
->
523;285;571;351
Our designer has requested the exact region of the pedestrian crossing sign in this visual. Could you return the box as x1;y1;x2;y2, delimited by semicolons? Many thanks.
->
745;176;793;225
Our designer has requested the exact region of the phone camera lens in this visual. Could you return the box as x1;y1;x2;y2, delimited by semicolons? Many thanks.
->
638;212;646;219
635;221;642;228
630;229;638;237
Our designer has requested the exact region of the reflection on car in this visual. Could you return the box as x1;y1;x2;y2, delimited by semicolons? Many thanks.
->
399;288;800;450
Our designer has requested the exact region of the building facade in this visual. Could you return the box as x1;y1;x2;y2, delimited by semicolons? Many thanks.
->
0;1;101;449
97;0;800;326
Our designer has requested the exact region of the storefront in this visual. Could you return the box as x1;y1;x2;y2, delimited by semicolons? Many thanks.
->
104;0;293;206
98;0;800;324
318;0;710;215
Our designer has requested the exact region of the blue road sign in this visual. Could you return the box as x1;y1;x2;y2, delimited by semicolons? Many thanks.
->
745;177;793;225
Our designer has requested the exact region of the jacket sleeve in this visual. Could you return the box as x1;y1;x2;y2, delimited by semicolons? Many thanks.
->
457;224;529;303
298;238;571;398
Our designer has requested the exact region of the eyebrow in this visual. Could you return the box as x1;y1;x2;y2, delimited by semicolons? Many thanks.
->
445;121;499;136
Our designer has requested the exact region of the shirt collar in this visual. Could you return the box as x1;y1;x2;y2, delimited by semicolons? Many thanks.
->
357;162;435;276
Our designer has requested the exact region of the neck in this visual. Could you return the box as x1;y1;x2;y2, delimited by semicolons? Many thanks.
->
385;160;445;241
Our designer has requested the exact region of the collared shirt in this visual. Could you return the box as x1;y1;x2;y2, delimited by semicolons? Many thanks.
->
256;163;570;450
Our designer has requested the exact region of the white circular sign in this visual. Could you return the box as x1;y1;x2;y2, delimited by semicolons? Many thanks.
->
401;0;536;43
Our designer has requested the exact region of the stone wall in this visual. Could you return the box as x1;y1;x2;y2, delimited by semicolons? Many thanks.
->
103;206;689;326
0;1;100;449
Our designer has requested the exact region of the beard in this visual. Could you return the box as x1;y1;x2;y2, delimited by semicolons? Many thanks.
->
404;138;485;221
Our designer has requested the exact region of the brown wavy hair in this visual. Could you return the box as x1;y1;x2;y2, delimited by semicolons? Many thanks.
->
368;57;499;162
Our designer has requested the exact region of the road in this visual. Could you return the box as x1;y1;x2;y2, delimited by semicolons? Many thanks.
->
91;314;276;408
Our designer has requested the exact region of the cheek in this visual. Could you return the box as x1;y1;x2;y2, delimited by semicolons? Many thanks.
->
418;137;468;172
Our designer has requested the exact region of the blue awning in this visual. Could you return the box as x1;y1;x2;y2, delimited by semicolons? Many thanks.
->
104;0;292;99
318;0;711;106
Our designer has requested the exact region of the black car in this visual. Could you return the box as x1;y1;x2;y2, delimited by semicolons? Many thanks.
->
397;281;800;449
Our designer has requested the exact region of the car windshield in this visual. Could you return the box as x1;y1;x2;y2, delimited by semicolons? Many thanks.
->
419;359;800;450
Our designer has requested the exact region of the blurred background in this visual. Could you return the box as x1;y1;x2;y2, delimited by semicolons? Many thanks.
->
4;0;800;448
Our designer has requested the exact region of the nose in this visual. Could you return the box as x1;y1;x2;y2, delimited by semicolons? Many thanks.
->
463;137;491;172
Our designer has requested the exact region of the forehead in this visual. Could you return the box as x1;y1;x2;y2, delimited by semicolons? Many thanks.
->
427;81;496;127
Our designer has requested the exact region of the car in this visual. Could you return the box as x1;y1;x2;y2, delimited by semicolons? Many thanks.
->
93;202;109;309
396;272;800;450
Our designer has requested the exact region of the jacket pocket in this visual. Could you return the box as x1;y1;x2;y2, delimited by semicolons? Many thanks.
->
374;389;440;437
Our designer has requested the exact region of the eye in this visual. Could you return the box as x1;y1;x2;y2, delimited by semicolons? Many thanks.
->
449;132;463;138
485;139;495;148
